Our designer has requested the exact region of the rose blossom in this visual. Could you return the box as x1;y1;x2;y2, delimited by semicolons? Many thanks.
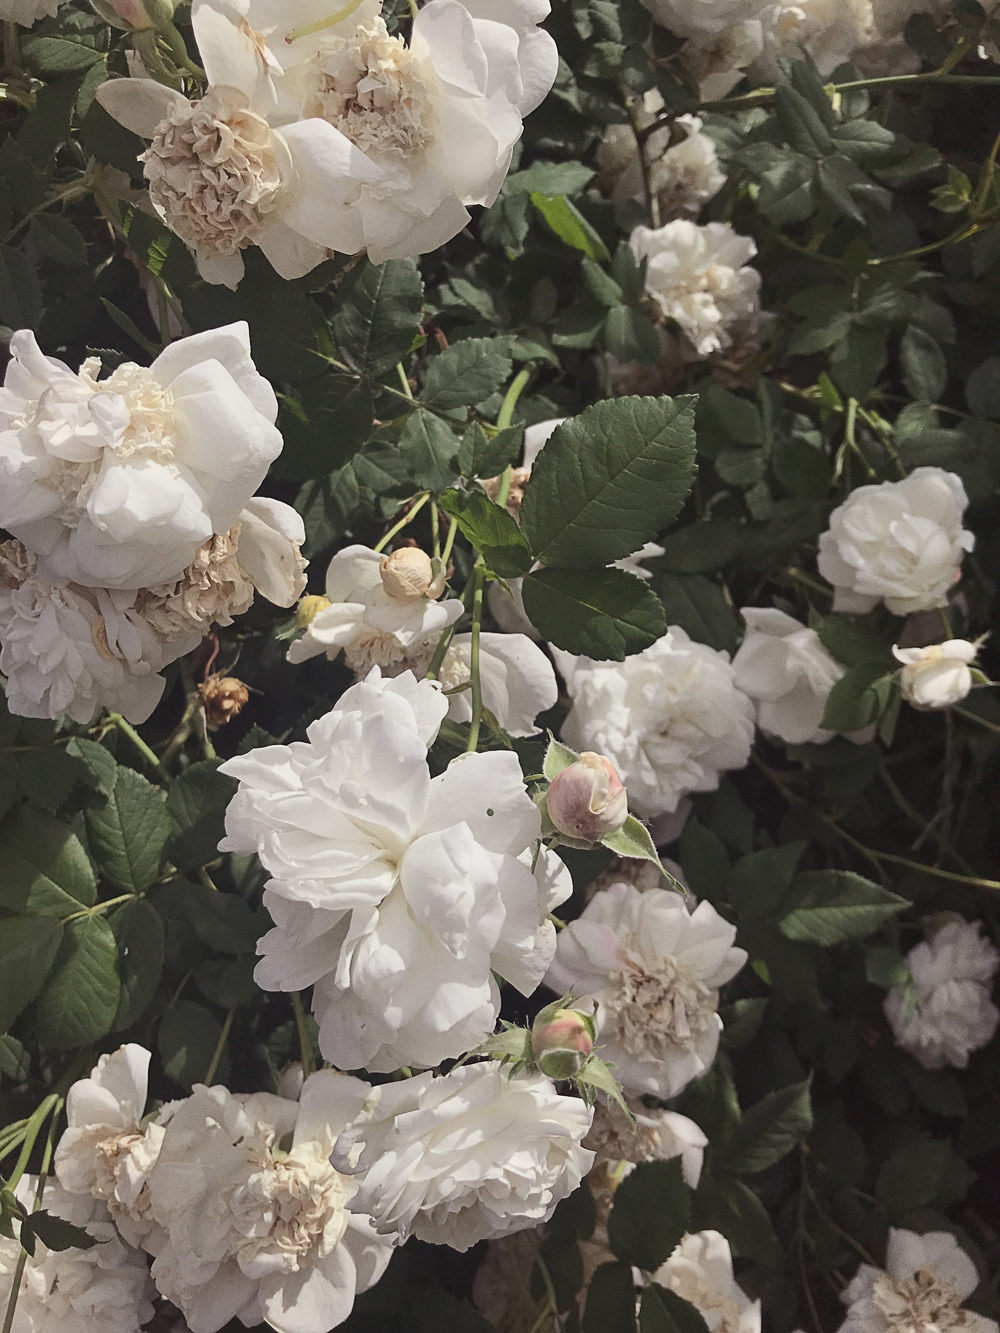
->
437;632;558;737
0;0;58;24
654;1231;761;1333
893;639;980;711
220;669;571;1072
758;0;877;77
837;1229;998;1333
817;467;974;616
545;883;748;1099
333;1062;594;1251
585;1099;708;1189
598;102;725;222
884;919;999;1070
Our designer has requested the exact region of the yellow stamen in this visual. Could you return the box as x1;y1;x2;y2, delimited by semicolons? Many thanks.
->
286;0;367;43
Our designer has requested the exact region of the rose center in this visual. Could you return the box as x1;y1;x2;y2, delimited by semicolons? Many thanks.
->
604;933;719;1058
231;1141;354;1274
871;1267;970;1333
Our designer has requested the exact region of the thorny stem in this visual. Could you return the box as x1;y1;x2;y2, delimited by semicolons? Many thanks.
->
292;992;316;1078
465;564;486;753
373;492;431;553
204;1008;237;1085
107;712;172;786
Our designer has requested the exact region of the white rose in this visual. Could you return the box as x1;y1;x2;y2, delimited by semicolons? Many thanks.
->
893;639;979;710
817;467;974;616
837;1228;999;1333
640;0;766;40
0;324;283;590
654;1230;761;1333
545;883;748;1099
884;919;999;1070
585;1099;708;1189
601;103;725;222
438;632;558;737
0;0;58;24
630;221;763;359
555;628;755;820
0;1178;154;1333
146;1073;393;1333
287;544;463;677
333;1062;594;1251
234;498;309;609
220;669;571;1072
757;0;876;77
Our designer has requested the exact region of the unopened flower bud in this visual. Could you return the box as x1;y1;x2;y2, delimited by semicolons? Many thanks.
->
200;676;250;731
546;752;628;842
380;548;445;602
893;640;979;711
91;0;174;29
295;594;330;630
531;1008;595;1080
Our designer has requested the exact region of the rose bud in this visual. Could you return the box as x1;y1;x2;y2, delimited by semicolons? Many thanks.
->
199;676;250;731
546;752;628;842
380;548;446;603
90;0;174;29
531;1008;595;1080
894;640;980;711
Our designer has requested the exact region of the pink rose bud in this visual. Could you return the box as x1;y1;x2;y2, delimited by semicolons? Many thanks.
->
546;752;628;842
91;0;174;29
531;1008;595;1080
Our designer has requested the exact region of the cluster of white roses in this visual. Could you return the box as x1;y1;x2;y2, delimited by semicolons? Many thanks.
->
0;322;307;724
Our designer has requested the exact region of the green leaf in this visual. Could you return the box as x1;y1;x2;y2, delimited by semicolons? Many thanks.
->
0;916;64;1033
64;737;118;799
689;1175;778;1264
757;154;816;225
640;1286;710;1333
575;1053;633;1120
604;304;662;365
522;567;667;661
110;899;165;1031
31;213;88;266
738;921;824;1009
900;325;947;402
657;522;744;574
166;761;238;873
531;192;611;263
457;423;525;478
153;881;262;955
775;85;834;157
420;339;513;412
831;118;901;165
678;819;730;902
815;615;897;669
721;998;769;1049
34;915;120;1048
543;734;581;780
399;410;461;492
778;871;908;945
84;767;171;894
608;1158;690;1271
657;574;738;653
601;815;665;870
439;488;533;577
275;374;375;481
20;1211;97;1252
876;1138;964;1216
725;1080;813;1175
583;1262;638;1333
0;806;97;916
519;397;696;570
820;661;893;731
0;1034;30;1081
0;245;42;330
726;843;806;919
505;161;596;196
158;1000;225;1091
332;258;424;377
22;30;105;72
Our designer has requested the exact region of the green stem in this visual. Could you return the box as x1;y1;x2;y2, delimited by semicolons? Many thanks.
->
5;1096;58;1194
423;624;457;682
292;992;315;1079
955;705;1000;735
938;606;956;639
2;1104;62;1333
63;893;136;924
441;515;459;567
107;712;172;785
396;362;414;400
497;367;532;429
1;172;96;248
204;1008;236;1085
373;492;431;553
407;0;418;20
465;564;486;754
430;500;440;560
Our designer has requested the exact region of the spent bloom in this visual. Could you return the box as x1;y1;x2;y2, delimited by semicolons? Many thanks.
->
817;467;974;616
545;883;748;1100
333;1061;594;1252
0;1177;154;1333
220;670;571;1072
884;919;999;1070
146;1073;393;1333
545;752;629;843
585;1098;707;1190
287;544;463;678
894;639;980;711
437;632;558;737
555;629;755;820
654;1230;761;1333
837;1228;998;1333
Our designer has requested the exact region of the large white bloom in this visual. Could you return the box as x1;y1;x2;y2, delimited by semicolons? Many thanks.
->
758;0;877;76
146;1073;392;1333
287;544;463;677
556;629;755;820
438;632;557;737
631;221;763;359
837;1229;999;1333
817;468;974;616
220;669;571;1072
333;1062;594;1251
0;1178;154;1333
545;883;748;1100
884;919;1000;1071
0;324;283;589
893;639;979;711
654;1231;761;1333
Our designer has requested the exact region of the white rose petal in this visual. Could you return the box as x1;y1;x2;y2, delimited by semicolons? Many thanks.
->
439;632;558;736
655;1230;761;1333
893;639;979;711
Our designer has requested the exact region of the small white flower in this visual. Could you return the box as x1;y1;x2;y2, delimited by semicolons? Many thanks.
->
631;220;763;359
235;498;309;608
884;919;999;1070
221;669;571;1072
545;883;748;1100
585;1099;708;1189
817;467;974;616
0;324;283;590
599;102;725;222
759;0;877;77
893;639;980;711
438;632;558;737
333;1061;594;1252
0;0;58;25
146;1073;393;1333
654;1230;761;1333
837;1228;998;1333
287;544;463;677
0;1177;154;1333
555;628;755;820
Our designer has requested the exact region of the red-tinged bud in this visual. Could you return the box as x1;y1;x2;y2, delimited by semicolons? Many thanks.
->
91;0;175;30
546;752;628;843
531;1008;595;1080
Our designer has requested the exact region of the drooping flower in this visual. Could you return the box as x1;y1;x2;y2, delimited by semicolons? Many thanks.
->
837;1228;998;1333
653;1230;761;1333
437;632;558;737
220;669;571;1072
0;324;284;590
287;544;463;678
884;919;999;1070
555;629;755;820
585;1098;707;1190
0;1177;155;1333
333;1061;594;1252
145;1073;393;1333
544;883;748;1099
893;639;980;711
817;468;974;616
630;220;764;360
